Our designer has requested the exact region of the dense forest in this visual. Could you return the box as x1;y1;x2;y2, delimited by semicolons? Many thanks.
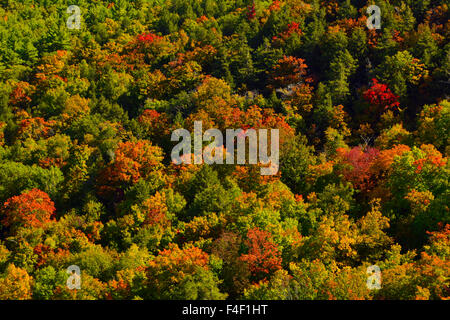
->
0;0;448;300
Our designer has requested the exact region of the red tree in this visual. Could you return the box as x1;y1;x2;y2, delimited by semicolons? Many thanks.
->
239;228;282;280
2;189;56;231
247;1;256;20
268;56;309;90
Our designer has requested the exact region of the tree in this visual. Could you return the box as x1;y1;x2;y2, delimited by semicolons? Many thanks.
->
0;0;448;301
144;244;227;299
386;144;449;244
416;100;449;154
211;232;251;298
336;146;380;193
267;55;309;91
97;140;164;199
325;49;356;104
376;50;428;98
363;78;400;111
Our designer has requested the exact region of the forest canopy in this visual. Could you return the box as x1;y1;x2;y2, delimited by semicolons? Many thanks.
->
0;0;448;300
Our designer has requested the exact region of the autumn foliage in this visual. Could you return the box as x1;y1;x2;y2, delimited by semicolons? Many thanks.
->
240;228;282;280
0;0;448;301
2;189;55;231
363;78;400;110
